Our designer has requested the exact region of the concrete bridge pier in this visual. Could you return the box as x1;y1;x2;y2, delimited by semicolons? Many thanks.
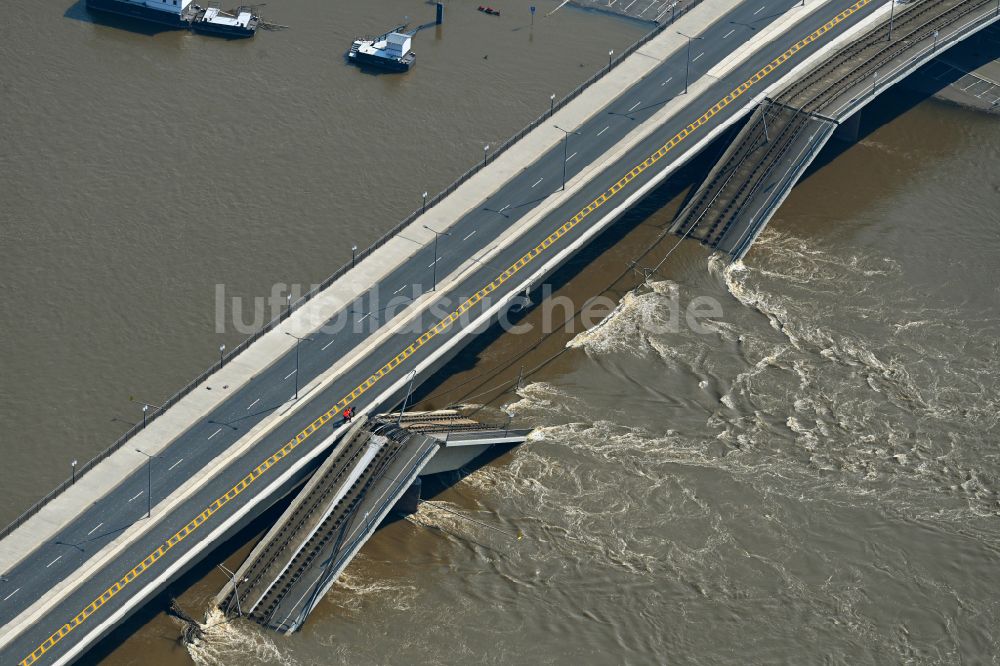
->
832;108;862;142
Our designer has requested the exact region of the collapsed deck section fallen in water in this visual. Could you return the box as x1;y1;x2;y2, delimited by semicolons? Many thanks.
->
214;410;530;633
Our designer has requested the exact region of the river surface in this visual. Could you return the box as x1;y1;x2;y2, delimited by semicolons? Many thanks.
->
2;1;1000;665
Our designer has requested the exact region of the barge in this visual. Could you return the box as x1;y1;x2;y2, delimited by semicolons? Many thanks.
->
85;0;259;38
348;26;416;72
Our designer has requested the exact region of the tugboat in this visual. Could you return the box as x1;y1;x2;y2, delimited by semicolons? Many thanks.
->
84;0;259;38
348;26;416;72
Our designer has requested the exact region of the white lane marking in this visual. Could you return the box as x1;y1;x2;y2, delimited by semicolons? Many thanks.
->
246;398;260;410
498;204;510;213
46;556;62;568
692;52;704;62
754;4;765;13
129;490;144;502
168;458;184;471
628;100;642;112
358;313;371;323
322;338;337;350
566;152;577;162
208;428;222;440
660;76;673;86
283;369;297;380
3;588;19;601
87;522;103;536
428;258;440;268
463;230;477;241
724;28;736;38
393;285;407;295
597;125;610;135
531;177;543;188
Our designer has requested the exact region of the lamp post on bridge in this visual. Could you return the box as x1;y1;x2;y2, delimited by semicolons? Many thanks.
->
887;0;895;41
932;29;939;51
129;396;163;426
550;93;556;117
608;49;614;68
483;144;490;167
422;191;428;215
554;124;581;191
422;225;451;292
352;244;358;268
872;70;878;97
678;32;704;95
218;564;247;617
284;331;313;401
134;449;157;519
71;459;77;485
218;344;226;370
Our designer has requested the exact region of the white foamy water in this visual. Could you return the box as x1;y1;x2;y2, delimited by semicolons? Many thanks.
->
146;94;1000;666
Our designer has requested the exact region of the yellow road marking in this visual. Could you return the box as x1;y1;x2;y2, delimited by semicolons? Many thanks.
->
19;2;869;662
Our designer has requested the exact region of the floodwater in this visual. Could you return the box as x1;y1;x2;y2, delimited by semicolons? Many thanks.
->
2;1;1000;665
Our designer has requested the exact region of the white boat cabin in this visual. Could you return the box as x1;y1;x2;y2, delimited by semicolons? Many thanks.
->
139;0;193;14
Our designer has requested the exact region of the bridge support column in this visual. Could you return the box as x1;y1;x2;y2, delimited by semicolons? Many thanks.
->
394;476;422;516
833;110;861;143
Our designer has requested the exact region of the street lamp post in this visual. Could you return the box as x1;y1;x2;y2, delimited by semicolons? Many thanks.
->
397;371;416;425
554;124;581;191
218;344;225;370
284;332;312;400
352;245;358;268
218;564;246;617
872;70;878;96
71;459;77;484
483;144;490;167
135;449;154;519
608;49;614;67
422;191;428;215
142;403;149;427
285;293;292;315
550;93;556;116
422;225;452;291
678;32;704;95
887;0;895;41
932;29;939;51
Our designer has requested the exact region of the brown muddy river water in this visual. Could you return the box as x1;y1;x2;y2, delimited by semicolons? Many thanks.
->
2;0;999;664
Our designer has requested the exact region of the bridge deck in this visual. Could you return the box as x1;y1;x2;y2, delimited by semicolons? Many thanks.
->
0;0;899;662
671;0;1000;259
216;417;439;633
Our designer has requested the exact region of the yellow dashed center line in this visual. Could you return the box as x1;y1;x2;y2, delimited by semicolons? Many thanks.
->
19;2;869;662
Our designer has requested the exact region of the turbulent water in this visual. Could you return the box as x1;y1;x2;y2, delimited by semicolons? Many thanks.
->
3;0;1000;663
166;98;1000;665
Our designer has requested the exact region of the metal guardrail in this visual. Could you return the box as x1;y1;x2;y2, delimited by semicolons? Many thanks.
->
0;2;706;543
